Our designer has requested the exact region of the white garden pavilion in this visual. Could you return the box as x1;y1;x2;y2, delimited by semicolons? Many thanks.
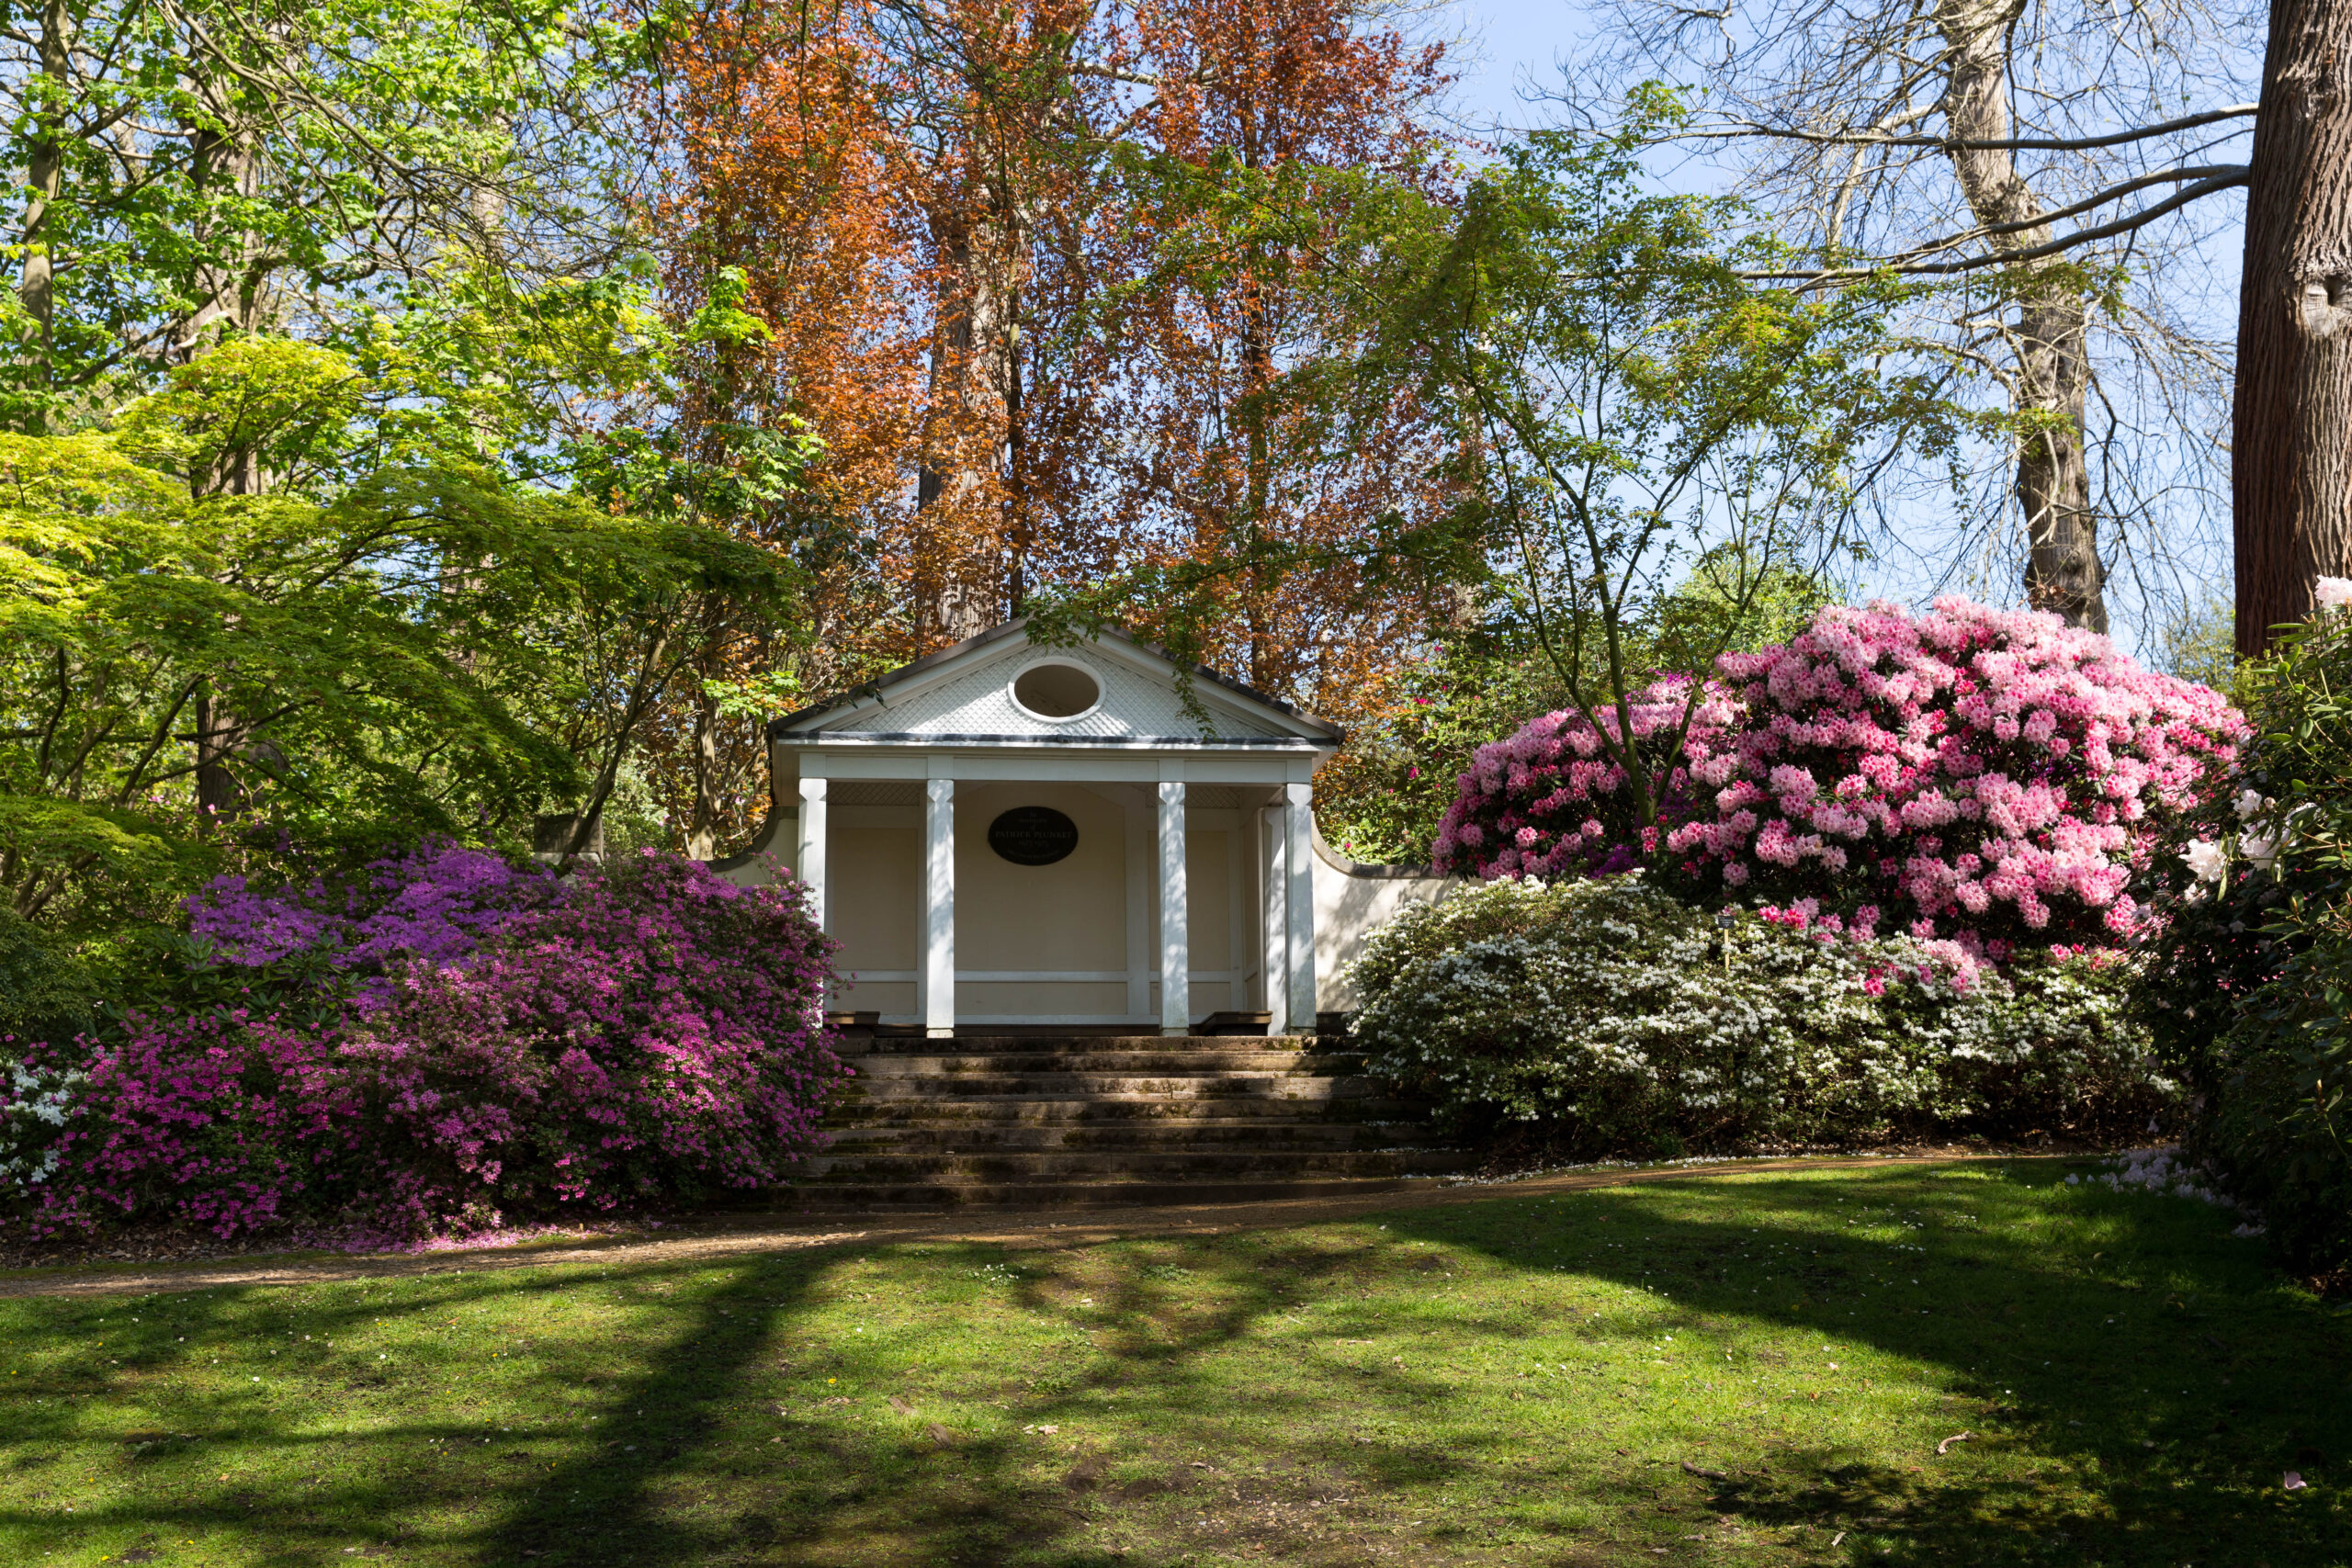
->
712;620;1454;1036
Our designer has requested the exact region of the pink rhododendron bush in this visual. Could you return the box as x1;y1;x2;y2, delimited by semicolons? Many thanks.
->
1435;599;2246;960
0;845;845;1246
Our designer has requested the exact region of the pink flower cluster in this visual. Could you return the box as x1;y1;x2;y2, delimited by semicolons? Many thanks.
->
1438;598;2245;955
1433;679;1742;879
16;850;846;1242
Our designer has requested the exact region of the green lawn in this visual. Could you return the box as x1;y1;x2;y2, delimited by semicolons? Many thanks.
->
1;1161;2346;1567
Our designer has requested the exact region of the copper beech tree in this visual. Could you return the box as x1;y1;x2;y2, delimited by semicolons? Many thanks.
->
637;0;1461;852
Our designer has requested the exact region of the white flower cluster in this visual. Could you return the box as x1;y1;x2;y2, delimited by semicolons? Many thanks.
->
0;1060;84;1192
2064;1145;2264;1234
2180;786;2306;898
1346;877;2163;1146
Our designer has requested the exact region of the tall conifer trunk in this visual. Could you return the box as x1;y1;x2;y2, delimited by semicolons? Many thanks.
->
2235;0;2352;652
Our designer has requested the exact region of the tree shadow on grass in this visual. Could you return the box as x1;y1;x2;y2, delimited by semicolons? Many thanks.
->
1380;1163;2352;1567
480;1231;1530;1568
0;1258;862;1568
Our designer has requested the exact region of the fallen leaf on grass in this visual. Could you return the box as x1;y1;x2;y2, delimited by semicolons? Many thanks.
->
1936;1432;1973;1455
1022;1424;1059;1435
926;1423;955;1447
887;1396;914;1416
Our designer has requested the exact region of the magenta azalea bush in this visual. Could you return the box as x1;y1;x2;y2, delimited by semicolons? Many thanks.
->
1437;599;2245;957
3;849;845;1244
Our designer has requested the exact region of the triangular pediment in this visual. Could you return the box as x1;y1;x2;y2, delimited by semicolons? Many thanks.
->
769;621;1340;746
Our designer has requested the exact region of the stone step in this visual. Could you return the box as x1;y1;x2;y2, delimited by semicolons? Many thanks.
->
841;1072;1384;1100
820;1121;1421;1153
818;1095;1428;1126
849;1051;1361;1077
787;1032;1451;1212
848;1033;1316;1054
798;1147;1469;1181
775;1176;1453;1212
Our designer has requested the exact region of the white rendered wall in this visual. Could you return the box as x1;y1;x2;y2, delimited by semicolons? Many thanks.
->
951;782;1129;1021
710;783;1408;1026
831;807;921;1017
1310;834;1465;1013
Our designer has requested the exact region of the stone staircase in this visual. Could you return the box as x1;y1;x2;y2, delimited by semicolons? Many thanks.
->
780;1033;1471;1211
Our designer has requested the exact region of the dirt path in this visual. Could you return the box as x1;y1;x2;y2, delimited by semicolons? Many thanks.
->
0;1153;2075;1300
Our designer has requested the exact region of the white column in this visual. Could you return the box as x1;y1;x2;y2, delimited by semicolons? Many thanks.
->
1260;804;1289;1036
1283;782;1317;1034
1124;796;1151;1023
795;777;828;931
923;777;956;1039
1158;780;1189;1037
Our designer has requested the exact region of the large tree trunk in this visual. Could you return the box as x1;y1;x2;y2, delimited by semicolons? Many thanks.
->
2234;0;2352;653
191;686;244;829
915;212;1022;642
684;682;723;861
1936;0;2109;631
15;0;73;401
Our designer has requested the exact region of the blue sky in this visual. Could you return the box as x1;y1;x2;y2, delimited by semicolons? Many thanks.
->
1444;0;1589;130
1424;0;2261;660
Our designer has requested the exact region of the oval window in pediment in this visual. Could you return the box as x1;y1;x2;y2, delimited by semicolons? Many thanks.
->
1011;660;1102;720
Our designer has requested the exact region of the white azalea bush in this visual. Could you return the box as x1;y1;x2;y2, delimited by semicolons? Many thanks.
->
1347;876;2169;1156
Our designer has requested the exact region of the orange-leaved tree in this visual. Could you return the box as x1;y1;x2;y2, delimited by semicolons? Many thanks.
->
642;0;1464;854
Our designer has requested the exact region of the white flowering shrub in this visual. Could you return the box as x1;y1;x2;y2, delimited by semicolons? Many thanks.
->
0;1061;83;1197
1348;876;2168;1154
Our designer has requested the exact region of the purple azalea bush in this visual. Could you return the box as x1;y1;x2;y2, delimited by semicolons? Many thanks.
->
189;840;560;1003
1436;598;2245;961
6;847;845;1245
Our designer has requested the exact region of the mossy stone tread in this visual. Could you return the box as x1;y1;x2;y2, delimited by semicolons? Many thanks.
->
794;1032;1464;1210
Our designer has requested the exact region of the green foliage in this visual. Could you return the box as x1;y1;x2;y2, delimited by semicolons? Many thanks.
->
1621;547;1834;686
111;340;367;497
2142;608;2352;1270
1314;636;1553;864
0;0;644;429
2158;596;2242;705
1349;878;2169;1156
0;909;96;1048
1329;116;1951;830
0;399;803;923
1316;552;1832;865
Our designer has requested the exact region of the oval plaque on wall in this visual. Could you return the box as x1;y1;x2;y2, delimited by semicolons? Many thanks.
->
988;806;1080;866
